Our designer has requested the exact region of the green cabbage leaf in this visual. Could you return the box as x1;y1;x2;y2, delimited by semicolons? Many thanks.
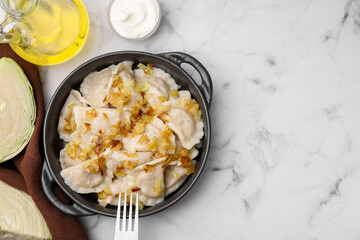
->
0;180;51;239
0;57;36;162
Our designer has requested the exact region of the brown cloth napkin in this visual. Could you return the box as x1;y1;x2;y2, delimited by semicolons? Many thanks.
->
0;44;88;240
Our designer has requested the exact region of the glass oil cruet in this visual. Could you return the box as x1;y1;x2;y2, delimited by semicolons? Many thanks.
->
0;0;89;65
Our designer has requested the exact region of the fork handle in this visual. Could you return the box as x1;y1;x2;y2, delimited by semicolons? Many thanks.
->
41;163;94;216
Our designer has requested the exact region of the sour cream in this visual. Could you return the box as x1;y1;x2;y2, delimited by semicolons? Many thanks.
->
108;0;161;39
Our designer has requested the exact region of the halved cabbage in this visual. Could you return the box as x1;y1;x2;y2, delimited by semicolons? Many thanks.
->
0;57;36;162
0;180;51;239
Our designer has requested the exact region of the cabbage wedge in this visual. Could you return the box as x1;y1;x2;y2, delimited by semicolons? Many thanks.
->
0;180;52;239
0;57;36;162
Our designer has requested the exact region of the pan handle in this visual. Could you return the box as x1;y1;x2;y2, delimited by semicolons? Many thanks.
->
41;163;94;216
159;52;213;108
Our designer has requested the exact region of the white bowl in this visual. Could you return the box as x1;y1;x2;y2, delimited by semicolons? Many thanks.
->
107;0;161;40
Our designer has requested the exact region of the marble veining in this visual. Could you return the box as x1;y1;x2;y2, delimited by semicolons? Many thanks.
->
38;0;360;239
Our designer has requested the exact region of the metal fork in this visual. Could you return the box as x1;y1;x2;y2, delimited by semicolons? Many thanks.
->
114;192;139;240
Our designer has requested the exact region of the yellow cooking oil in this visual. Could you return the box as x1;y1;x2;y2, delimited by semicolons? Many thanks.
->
9;0;89;65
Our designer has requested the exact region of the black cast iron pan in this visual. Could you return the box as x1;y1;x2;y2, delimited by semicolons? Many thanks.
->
42;51;212;217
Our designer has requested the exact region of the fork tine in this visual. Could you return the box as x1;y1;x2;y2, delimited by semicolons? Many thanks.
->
134;193;139;231
122;192;127;231
128;192;133;231
115;193;121;232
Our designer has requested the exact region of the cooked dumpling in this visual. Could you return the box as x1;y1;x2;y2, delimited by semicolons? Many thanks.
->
97;177;129;207
163;145;198;195
107;82;143;111
127;160;165;206
174;136;199;159
106;61;143;111
164;165;187;196
135;67;179;93
72;106;130;137
80;64;118;107
166;107;204;149
166;90;203;149
152;67;180;91
114;61;134;81
164;145;198;196
122;117;175;153
135;75;170;106
135;69;179;106
58;90;88;142
60;157;113;193
99;156;166;207
59;148;83;169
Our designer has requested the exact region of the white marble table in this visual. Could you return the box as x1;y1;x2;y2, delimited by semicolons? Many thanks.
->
40;0;360;239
